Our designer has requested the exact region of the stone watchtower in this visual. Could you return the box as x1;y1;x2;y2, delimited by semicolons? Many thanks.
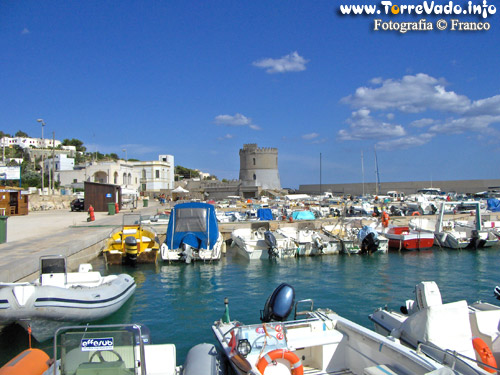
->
239;144;281;190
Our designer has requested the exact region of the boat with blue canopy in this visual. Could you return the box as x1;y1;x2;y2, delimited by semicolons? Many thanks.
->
160;202;224;263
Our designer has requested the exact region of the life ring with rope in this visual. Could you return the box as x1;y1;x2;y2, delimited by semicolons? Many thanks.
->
472;337;497;373
257;349;304;375
411;211;421;216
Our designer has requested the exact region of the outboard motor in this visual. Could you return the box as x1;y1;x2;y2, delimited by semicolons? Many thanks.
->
373;206;380;217
361;232;380;254
124;236;138;266
260;283;295;323
264;231;279;259
311;233;324;254
181;242;194;264
467;230;486;250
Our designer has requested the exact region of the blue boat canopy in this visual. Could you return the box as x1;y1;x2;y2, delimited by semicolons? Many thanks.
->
257;208;273;221
487;198;500;212
291;211;316;221
166;202;219;250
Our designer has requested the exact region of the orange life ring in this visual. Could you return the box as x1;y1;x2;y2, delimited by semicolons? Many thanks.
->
411;211;421;216
381;211;390;228
257;349;303;375
473;337;497;373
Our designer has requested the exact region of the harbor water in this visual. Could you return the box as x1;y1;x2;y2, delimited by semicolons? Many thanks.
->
2;246;500;366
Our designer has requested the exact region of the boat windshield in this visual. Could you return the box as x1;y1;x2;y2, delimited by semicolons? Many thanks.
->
58;326;141;375
175;208;207;232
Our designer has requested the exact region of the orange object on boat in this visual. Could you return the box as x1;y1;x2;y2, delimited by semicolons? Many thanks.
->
0;348;50;375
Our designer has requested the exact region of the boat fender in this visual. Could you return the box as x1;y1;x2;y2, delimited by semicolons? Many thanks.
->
257;349;303;375
0;348;50;375
472;337;497;373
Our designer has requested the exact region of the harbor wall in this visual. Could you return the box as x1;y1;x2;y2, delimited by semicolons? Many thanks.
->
298;179;500;196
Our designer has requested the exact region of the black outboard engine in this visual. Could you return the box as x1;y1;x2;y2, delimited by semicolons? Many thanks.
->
361;232;380;254
264;231;279;259
260;283;295;323
467;230;486;250
373;206;380;217
124;236;138;266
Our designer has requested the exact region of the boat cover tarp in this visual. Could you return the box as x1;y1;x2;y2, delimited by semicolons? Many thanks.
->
257;208;273;221
487;198;500;212
291;211;315;220
357;226;378;241
166;202;219;250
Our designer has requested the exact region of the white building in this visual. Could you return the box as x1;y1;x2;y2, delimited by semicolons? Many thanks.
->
56;154;175;194
44;154;75;172
0;136;61;149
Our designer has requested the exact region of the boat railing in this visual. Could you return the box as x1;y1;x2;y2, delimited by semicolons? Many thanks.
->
417;341;496;374
294;299;314;319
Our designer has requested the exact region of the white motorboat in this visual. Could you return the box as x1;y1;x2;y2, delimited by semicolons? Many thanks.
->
410;202;498;249
40;323;225;375
370;281;499;374
323;219;388;254
231;223;296;260
276;223;341;256
213;283;486;375
160;202;224;263
0;255;136;342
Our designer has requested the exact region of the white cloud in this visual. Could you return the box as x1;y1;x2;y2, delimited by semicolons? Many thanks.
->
341;73;470;113
338;109;406;141
21;28;30;35
376;133;435;150
302;132;319;140
214;113;260;130
410;118;436;128
252;51;308;74
338;73;500;145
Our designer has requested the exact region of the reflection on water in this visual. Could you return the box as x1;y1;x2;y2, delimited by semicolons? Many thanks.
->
1;246;500;366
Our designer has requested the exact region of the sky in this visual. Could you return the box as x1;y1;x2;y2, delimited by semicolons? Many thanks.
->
1;0;499;189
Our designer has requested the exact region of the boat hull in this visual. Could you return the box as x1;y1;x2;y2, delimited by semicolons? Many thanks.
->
385;232;435;250
0;274;136;341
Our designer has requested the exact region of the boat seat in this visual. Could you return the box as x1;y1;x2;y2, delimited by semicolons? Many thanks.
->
123;229;138;235
469;309;500;354
66;272;102;285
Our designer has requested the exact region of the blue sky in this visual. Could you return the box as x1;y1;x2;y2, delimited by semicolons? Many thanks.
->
1;1;499;188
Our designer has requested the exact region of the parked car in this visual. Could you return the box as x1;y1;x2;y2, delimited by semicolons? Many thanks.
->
70;198;85;212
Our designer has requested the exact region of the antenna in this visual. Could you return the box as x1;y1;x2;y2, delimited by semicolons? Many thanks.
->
374;146;381;195
361;150;365;197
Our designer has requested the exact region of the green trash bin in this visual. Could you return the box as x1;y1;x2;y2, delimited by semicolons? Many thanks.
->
0;216;8;244
107;202;116;215
143;198;149;208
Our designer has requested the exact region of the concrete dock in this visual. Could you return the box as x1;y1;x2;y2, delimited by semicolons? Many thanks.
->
0;201;170;282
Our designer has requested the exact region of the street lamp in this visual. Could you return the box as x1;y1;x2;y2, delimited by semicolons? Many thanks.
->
37;119;45;193
122;148;127;162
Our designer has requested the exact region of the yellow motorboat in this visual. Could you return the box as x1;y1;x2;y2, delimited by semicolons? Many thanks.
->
102;214;160;265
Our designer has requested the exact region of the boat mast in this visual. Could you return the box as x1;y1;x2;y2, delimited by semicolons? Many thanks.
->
374;146;381;195
361;150;365;197
319;152;322;195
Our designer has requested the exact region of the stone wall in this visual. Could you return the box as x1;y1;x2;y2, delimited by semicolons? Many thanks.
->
28;194;75;211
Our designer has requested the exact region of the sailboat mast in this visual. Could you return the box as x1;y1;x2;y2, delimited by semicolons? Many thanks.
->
361;150;365;197
374;147;381;195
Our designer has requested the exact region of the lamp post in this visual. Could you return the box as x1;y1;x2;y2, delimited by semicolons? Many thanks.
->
122;148;127;162
37;119;45;193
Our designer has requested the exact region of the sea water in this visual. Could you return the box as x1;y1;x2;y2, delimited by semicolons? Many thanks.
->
1;246;500;366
